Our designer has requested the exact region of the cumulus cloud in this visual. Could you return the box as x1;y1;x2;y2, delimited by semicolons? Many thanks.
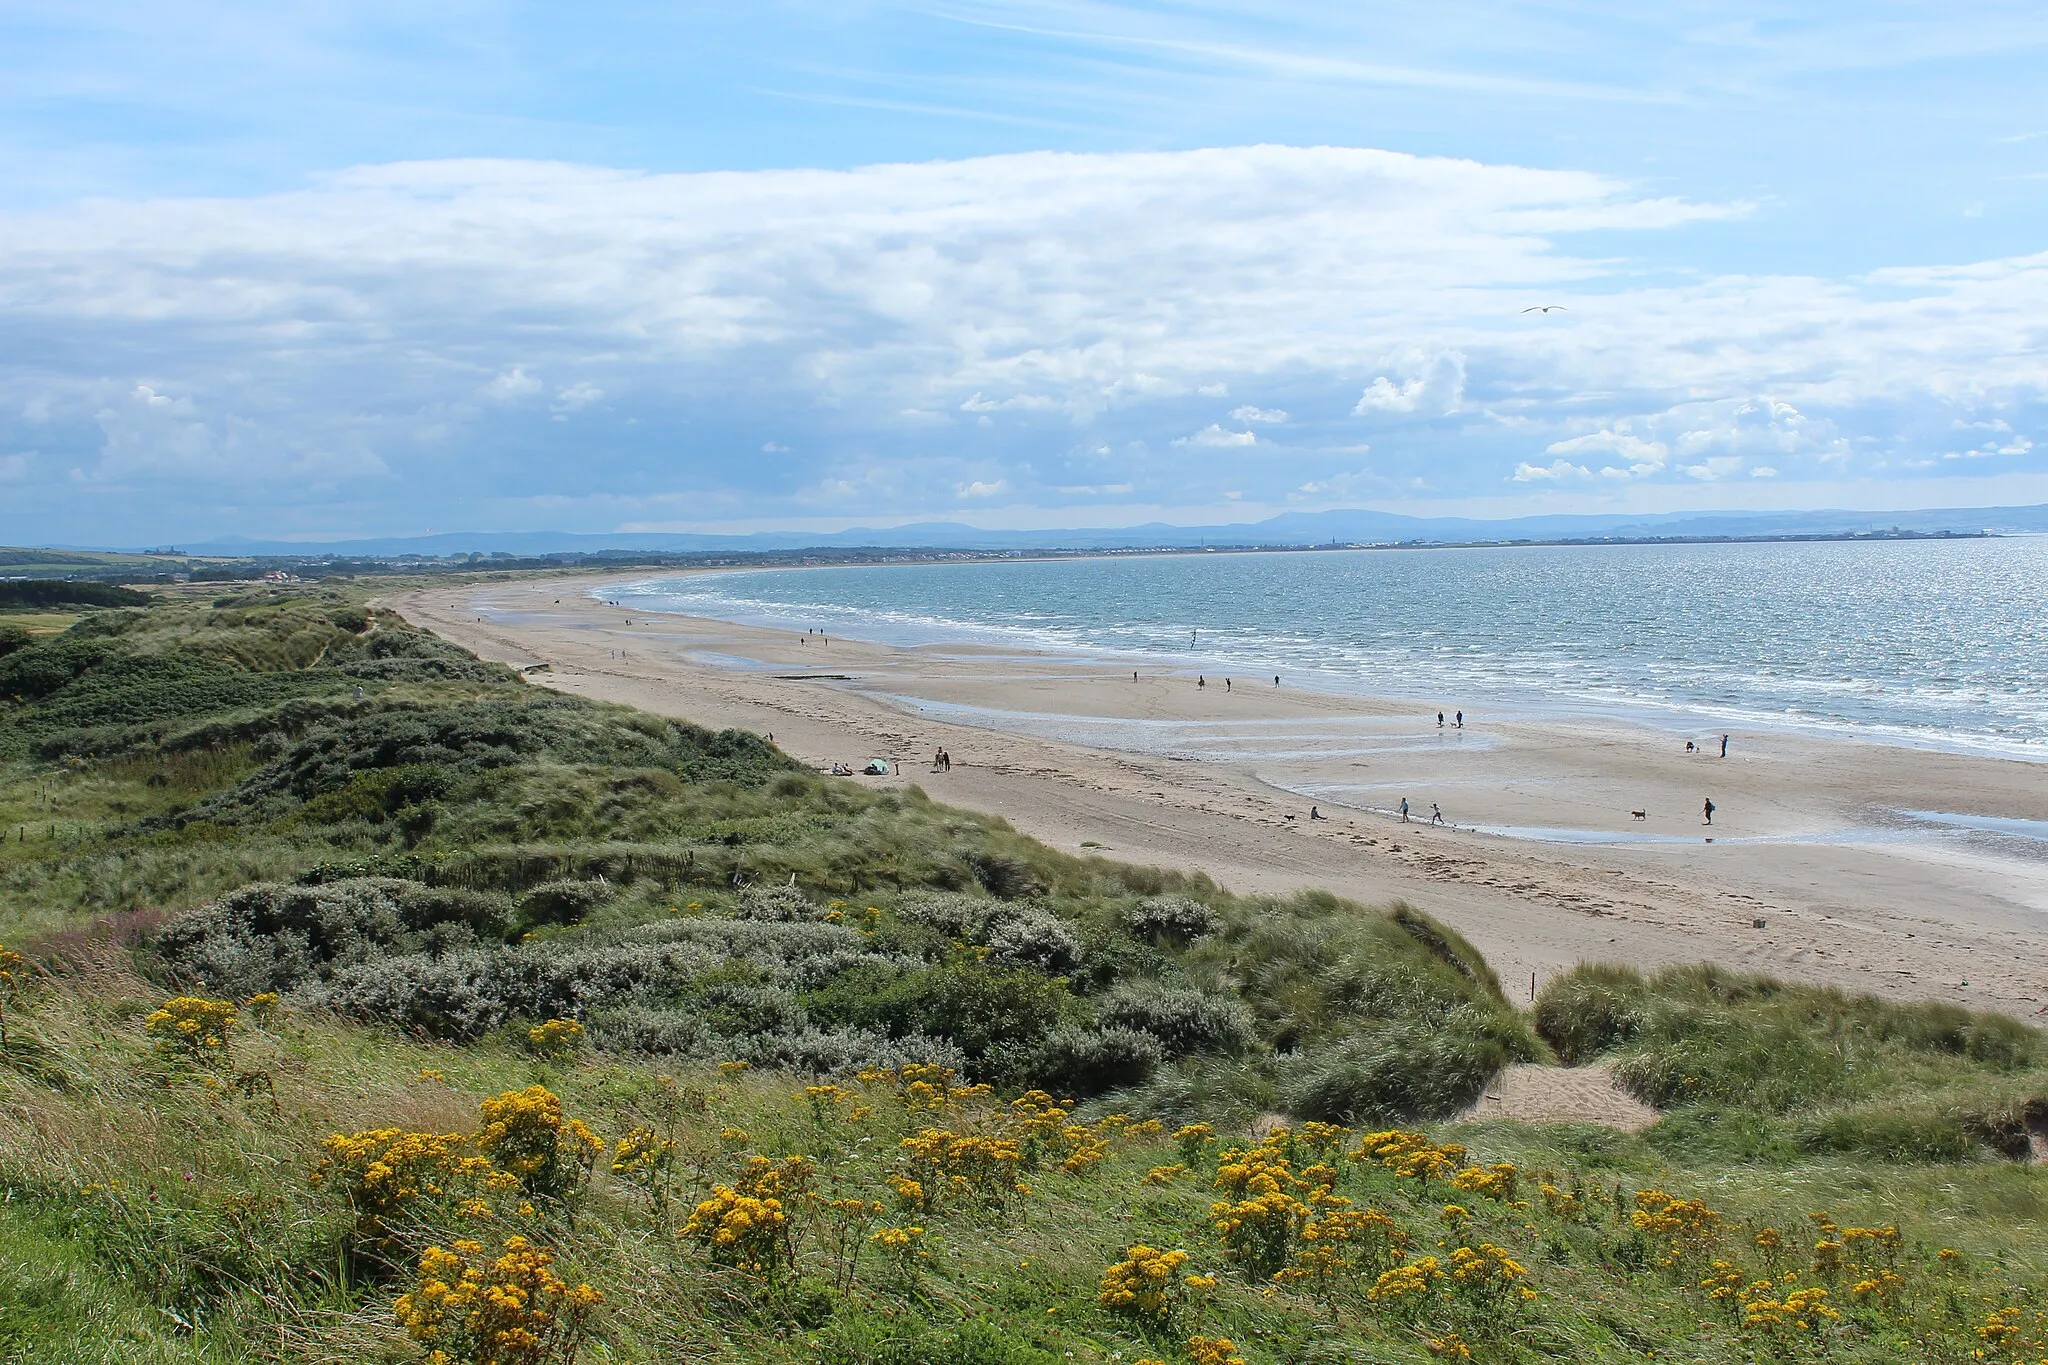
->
485;368;542;400
1511;458;1592;483
1174;425;1260;447
1353;348;1466;416
0;143;2043;538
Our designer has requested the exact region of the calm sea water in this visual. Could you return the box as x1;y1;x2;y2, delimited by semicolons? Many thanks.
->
611;538;2048;759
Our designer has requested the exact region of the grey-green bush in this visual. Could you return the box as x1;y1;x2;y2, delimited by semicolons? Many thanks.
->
1095;981;1253;1058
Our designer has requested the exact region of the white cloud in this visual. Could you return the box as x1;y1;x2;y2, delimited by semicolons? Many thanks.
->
1546;428;1669;470
960;392;1060;412
1512;458;1593;482
762;441;789;453
956;478;1009;498
1353;348;1466;416
1174;424;1259;447
1230;405;1288;423
1751;465;1779;477
1680;455;1746;481
553;382;603;411
485;367;542;400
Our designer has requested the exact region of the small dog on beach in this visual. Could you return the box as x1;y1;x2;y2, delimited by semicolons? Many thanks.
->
1630;809;1648;821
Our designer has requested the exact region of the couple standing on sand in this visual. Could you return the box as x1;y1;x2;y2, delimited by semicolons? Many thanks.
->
932;748;952;772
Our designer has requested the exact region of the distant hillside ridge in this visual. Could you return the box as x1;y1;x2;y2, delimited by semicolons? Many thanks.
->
101;500;2048;557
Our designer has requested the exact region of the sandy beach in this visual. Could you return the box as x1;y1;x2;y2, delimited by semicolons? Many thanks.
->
387;573;2048;1019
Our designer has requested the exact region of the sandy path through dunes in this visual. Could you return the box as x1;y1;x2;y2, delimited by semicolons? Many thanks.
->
386;576;2048;1019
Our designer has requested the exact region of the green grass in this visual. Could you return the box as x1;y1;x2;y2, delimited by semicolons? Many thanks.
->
1535;962;2048;1163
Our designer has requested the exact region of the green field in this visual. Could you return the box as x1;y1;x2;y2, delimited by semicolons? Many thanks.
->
3;588;2046;1364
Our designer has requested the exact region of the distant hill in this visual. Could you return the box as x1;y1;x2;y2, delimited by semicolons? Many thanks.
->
131;502;2048;558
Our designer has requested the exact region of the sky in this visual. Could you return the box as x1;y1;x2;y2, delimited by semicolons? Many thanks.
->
2;2;2046;544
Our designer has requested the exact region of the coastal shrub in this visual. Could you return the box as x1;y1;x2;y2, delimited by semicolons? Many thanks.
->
154;879;514;997
0;623;30;659
812;960;1073;1074
1033;1024;1163;1097
515;879;614;929
966;850;1045;900
1284;1011;1524;1122
1125;894;1216;945
982;910;1084;975
894;890;997;940
730;882;822;922
587;1006;712;1056
1534;963;1649;1064
1095;981;1254;1058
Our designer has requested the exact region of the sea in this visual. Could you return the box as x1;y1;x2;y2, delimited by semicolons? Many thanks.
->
608;537;2048;763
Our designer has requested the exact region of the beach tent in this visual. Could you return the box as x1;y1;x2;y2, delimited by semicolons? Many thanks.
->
862;759;890;775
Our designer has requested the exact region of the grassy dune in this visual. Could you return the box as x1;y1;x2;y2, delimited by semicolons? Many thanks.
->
3;589;2048;1364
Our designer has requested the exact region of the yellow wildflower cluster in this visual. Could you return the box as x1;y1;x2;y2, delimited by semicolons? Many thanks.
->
680;1154;813;1275
869;1223;928;1259
393;1235;601;1365
144;995;236;1062
1425;1331;1472;1360
1174;1123;1216;1162
1353;1129;1469;1186
311;1127;516;1229
1184;1335;1248;1365
1368;1255;1443;1308
608;1126;674;1204
1098;1244;1208;1322
475;1086;602;1203
1536;1180;1590;1222
1208;1130;1368;1281
1144;1164;1187;1186
1280;1206;1409;1288
682;1184;792;1274
1974;1303;2048;1354
524;1018;584;1057
1446;1243;1534;1304
1631;1188;1722;1265
1740;1279;1837;1335
896;1128;1027;1209
1449;1162;1519;1202
244;991;283;1025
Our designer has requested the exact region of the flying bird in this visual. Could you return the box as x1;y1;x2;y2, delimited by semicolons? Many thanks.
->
1521;305;1569;313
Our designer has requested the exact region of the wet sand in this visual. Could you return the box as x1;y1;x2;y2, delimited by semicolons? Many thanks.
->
386;575;2048;1019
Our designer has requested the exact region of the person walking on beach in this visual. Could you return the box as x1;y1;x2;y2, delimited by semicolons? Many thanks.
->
1274;675;1280;686
1198;676;1205;688
1702;796;1715;826
1431;803;1445;826
1455;710;1464;728
1437;712;1444;728
1400;797;1410;821
1720;734;1729;758
1225;678;1231;691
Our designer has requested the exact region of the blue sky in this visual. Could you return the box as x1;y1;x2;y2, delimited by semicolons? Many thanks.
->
2;1;2046;543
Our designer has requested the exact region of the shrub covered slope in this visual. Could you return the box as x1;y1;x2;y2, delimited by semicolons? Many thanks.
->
4;589;2048;1365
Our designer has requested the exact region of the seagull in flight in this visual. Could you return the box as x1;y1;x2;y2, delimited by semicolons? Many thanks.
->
1521;305;1569;313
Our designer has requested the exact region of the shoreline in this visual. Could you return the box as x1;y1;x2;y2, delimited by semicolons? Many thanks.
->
386;574;2048;1021
600;558;2048;768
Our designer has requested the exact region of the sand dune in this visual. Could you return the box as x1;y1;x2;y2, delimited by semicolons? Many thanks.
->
387;575;2048;1020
